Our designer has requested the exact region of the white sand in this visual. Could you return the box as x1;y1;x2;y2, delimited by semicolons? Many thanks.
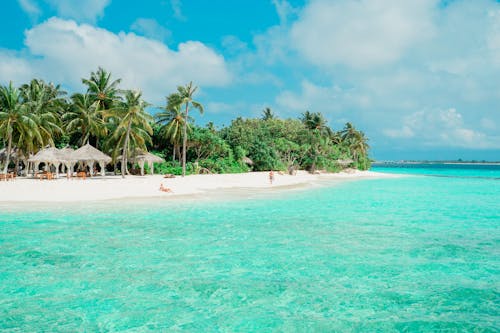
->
0;170;397;203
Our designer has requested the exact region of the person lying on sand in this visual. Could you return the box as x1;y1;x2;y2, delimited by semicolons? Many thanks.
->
159;184;173;193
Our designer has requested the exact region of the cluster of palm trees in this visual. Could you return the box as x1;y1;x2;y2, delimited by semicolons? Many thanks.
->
300;111;369;168
0;67;206;177
1;66;370;177
0;68;156;177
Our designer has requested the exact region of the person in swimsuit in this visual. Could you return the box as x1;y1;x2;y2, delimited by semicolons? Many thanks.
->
159;183;172;192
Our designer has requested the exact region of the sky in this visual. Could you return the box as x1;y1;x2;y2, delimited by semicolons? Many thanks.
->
1;0;500;161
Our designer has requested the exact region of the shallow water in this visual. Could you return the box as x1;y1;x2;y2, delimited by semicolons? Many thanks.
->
1;165;499;331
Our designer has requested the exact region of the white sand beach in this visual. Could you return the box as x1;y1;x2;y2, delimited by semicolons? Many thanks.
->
0;170;396;203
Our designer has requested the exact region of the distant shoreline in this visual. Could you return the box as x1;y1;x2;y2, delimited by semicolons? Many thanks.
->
373;161;500;165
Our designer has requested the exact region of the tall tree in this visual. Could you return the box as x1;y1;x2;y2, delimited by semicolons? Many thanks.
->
169;82;204;177
156;99;188;162
64;93;106;146
110;90;152;178
0;82;40;173
82;67;122;146
20;79;64;149
339;122;369;164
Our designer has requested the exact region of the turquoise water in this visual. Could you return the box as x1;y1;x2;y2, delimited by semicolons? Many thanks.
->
1;165;499;331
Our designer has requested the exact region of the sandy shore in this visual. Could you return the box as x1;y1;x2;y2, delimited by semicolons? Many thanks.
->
0;170;397;203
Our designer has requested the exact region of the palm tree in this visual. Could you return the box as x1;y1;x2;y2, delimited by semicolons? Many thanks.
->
339;122;369;162
110;90;153;178
0;82;41;173
82;67;122;110
169;82;204;177
156;102;187;162
20;79;64;149
64;93;106;145
262;107;274;121
82;67;122;146
300;111;331;136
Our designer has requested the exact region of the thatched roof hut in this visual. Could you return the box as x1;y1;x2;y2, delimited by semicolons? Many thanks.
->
59;147;76;162
71;144;111;176
29;147;63;164
132;151;165;175
72;144;111;163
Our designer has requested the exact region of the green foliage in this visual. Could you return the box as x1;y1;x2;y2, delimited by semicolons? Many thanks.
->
0;71;372;175
198;158;249;174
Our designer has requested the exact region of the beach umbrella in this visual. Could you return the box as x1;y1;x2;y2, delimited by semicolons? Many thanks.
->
29;147;64;177
58;147;76;176
71;144;112;176
132;151;165;175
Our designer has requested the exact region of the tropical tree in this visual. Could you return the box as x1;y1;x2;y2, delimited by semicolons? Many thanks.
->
82;67;122;111
109;90;153;178
339;122;370;166
0;82;40;173
156;99;188;162
20;79;65;149
169;82;204;177
82;67;122;146
262;107;275;121
64;93;106;146
300;111;331;136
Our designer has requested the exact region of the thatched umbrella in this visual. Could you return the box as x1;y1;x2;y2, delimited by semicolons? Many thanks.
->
29;147;64;177
132;151;165;175
58;147;76;176
71;144;111;176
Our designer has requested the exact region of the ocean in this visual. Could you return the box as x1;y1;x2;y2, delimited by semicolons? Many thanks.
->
1;164;499;331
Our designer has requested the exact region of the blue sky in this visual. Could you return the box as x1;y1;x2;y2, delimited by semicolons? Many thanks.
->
1;0;500;160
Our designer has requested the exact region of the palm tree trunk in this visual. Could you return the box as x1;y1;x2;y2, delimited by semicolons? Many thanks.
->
182;103;189;177
172;144;176;162
121;121;132;178
3;133;12;174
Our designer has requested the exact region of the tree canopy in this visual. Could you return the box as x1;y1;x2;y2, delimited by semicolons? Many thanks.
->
0;69;371;176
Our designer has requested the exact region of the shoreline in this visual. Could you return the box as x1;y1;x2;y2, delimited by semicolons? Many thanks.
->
0;170;399;204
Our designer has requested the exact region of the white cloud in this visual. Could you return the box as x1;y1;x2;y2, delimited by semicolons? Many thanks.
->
131;18;172;42
383;108;498;149
45;0;110;22
0;18;231;104
290;0;436;68
17;0;41;20
276;80;371;116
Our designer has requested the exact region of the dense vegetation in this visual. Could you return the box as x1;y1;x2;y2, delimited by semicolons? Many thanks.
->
0;68;370;176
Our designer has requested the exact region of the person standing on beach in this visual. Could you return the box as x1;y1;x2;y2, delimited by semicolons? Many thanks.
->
269;170;275;184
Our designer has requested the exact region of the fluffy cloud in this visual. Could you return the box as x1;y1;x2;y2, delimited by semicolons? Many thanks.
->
45;0;110;22
130;18;172;42
17;0;42;20
383;108;498;149
0;18;231;104
290;0;436;68
18;0;111;22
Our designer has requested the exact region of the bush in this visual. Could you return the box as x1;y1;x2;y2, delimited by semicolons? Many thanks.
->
199;158;249;174
153;161;196;175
